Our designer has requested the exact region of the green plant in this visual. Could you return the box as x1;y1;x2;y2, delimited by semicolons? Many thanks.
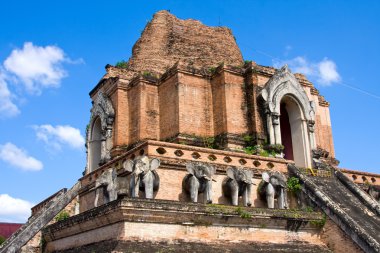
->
235;207;252;219
0;235;5;245
243;145;262;155
287;177;302;193
303;206;314;212
115;60;129;69
55;210;70;222
310;213;327;228
203;137;216;149
243;146;254;155
208;67;216;74
244;60;252;64
243;134;253;143
142;70;154;78
260;149;271;157
265;144;284;154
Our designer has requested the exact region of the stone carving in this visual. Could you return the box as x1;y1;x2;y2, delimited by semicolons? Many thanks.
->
261;65;315;121
124;156;160;199
222;167;256;206
182;162;215;203
364;185;380;203
307;120;315;133
312;146;340;169
312;147;329;170
86;92;115;172
258;171;288;209
94;168;119;207
260;65;318;168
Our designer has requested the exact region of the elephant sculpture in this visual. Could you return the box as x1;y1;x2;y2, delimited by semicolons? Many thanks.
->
182;162;215;203
365;185;380;203
124;155;160;199
258;171;288;209
222;167;256;206
94;167;119;207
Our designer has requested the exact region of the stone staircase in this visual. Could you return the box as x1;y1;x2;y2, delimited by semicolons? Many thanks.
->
0;181;81;253
288;164;380;253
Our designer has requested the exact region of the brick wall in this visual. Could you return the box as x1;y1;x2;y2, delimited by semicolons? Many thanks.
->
159;74;179;140
320;219;364;253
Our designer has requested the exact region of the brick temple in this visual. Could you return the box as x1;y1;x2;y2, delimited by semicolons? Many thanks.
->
2;10;380;253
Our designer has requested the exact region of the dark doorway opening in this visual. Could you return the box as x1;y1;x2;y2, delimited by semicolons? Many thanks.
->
280;103;294;160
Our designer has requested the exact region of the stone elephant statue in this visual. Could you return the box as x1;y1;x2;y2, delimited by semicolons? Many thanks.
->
258;171;288;209
222;167;256;206
94;167;119;207
182;162;215;203
365;185;380;202
124;155;160;199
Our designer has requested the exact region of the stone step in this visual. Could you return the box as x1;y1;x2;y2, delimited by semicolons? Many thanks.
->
0;181;81;253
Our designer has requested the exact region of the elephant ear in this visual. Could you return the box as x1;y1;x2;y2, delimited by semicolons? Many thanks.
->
262;172;270;183
272;171;287;187
226;168;235;180
150;158;160;171
186;163;195;175
123;159;134;173
208;165;216;177
269;176;280;186
245;169;253;179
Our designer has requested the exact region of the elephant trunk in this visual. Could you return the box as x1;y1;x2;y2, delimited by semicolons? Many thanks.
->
143;172;154;199
189;176;200;202
266;183;275;208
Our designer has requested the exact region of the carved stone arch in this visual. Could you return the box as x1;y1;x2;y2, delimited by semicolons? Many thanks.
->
86;92;115;173
261;65;315;121
261;65;316;168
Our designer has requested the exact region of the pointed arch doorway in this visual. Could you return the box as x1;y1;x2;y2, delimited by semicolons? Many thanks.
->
261;65;316;168
279;96;310;167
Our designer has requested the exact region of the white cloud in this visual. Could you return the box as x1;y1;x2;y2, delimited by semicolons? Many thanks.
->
3;42;67;94
0;142;43;171
0;194;33;222
0;71;20;117
33;124;85;150
273;56;341;86
318;59;341;85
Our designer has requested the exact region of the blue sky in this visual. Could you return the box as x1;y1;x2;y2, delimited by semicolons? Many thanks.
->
0;0;379;222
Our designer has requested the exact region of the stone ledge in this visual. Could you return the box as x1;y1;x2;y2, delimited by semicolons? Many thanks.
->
44;197;324;242
51;239;332;253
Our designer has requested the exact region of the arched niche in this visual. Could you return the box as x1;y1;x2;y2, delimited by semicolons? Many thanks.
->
88;117;102;172
261;65;316;168
280;96;310;167
86;92;115;173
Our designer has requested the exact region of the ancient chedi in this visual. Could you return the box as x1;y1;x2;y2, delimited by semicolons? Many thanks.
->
4;10;380;253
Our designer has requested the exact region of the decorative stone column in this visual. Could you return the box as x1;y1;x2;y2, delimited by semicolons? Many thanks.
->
272;112;282;145
307;120;316;150
266;109;275;145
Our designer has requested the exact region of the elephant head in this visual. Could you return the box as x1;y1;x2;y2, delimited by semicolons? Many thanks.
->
222;167;255;206
124;156;160;199
366;185;380;203
182;162;215;203
94;167;118;207
258;170;288;209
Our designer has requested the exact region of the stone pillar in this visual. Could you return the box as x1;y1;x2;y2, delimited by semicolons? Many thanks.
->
307;120;316;150
272;112;282;145
100;132;107;164
267;113;275;145
105;117;114;161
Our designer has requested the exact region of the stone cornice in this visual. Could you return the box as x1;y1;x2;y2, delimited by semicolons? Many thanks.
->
43;197;324;242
